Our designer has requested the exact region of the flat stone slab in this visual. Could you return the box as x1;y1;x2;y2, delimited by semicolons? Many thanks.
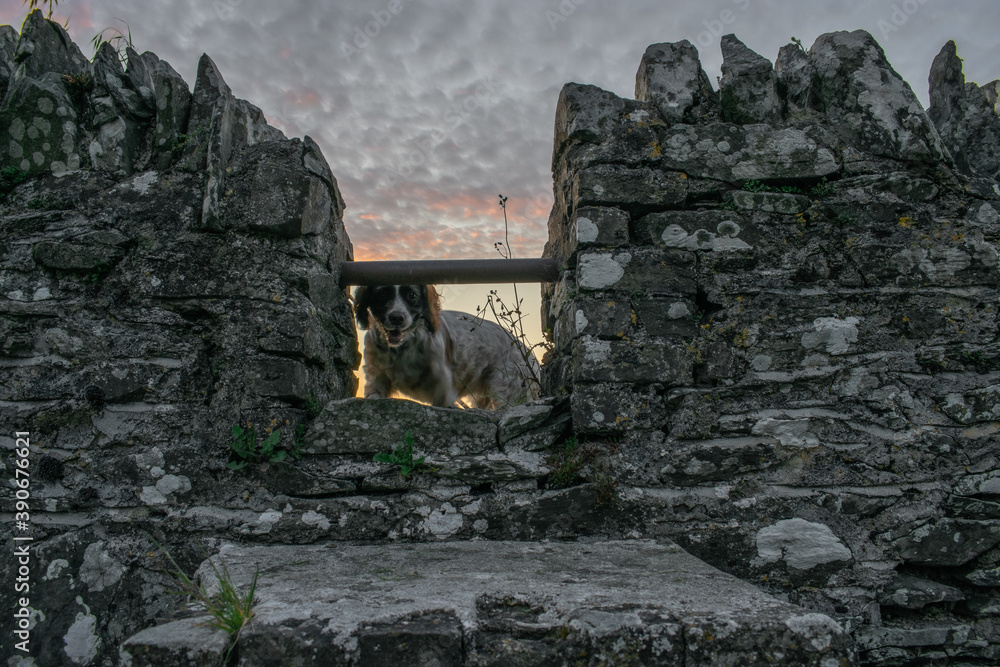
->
123;540;856;666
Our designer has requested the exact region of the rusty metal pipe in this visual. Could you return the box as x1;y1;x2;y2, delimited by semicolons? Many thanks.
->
339;258;560;287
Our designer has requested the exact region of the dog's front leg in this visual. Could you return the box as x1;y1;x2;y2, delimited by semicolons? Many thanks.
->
363;369;393;399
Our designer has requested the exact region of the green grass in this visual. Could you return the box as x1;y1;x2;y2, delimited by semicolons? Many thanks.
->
227;422;302;470
373;431;428;477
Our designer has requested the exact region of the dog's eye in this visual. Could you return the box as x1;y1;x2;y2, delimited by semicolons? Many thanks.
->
405;290;420;304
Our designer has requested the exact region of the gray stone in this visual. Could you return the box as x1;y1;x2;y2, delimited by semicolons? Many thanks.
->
572;337;695;385
133;50;193;170
0;72;82;176
120;616;230;667
574;164;687;209
553;82;628;164
775;42;817;116
653;122;840;181
809;30;948;162
719;34;780;124
928;40;1000;180
635;40;718;124
880;573;965;610
128;541;855;666
306;397;497;456
728;190;810;214
12;10;90;80
895;518;1000;566
0;24;18;100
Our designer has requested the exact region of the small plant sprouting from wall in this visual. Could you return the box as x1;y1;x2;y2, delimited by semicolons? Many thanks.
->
465;194;551;404
546;436;586;489
227;421;303;470
373;431;429;477
155;539;258;664
0;166;28;203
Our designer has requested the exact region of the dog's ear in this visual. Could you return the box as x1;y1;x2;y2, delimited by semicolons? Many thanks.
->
353;286;371;330
423;285;441;333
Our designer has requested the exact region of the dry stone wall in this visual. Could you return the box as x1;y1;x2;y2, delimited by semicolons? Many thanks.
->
541;30;1000;665
1;10;999;665
0;12;361;664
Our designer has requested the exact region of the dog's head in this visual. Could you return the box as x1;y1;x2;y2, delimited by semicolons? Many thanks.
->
353;284;441;347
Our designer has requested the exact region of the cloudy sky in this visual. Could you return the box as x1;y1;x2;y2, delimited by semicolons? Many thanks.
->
2;0;998;338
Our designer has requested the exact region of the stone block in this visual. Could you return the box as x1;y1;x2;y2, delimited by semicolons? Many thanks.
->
728;190;810;214
574;164;687;209
576;248;696;295
571;382;667;432
719;34;780;124
895;518;1000;566
573;337;695;385
635;40;718;124
634;209;752;251
120;617;230;667
306;397;497;455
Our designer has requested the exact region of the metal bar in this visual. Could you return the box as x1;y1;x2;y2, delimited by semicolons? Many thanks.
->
339;258;560;287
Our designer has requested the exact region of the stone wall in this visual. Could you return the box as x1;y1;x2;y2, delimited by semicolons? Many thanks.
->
2;11;1000;665
0;12;359;664
540;30;1000;664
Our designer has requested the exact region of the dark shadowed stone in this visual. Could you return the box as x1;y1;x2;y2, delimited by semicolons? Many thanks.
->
574;164;687;209
306;397;497;455
635;40;718;124
573;337;695;385
728;190;810;214
879;573;965;610
775;42;818;116
571;206;629;250
928;41;1000;180
181;53;286;225
135;50;192;170
553;82;627;165
808;30;948;163
89;43;146;175
12;10;90;80
719;34;780;124
358;613;463;667
0;24;17;100
984;79;1000;115
895;518;1000;566
0;72;82;175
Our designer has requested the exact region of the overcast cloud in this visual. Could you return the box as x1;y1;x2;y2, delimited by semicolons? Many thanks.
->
2;0;997;261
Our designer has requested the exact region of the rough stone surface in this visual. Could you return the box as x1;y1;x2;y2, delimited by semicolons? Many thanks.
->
4;20;1000;667
928;40;1000;181
719;34;780;124
542;27;1000;667
160;541;853;666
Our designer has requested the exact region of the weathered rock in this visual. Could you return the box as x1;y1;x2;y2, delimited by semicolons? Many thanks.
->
0;23;18;99
928;40;1000;180
0;72;82;175
12;9;90;80
635;40;718;124
880;573;965;610
719;34;780;124
126;541;856;666
133;50;192;170
775;42;818;116
895;518;1000;567
306;397;497;455
120;617;230;667
808;30;948;163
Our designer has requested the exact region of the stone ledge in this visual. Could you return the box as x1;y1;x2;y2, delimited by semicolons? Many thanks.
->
120;540;857;666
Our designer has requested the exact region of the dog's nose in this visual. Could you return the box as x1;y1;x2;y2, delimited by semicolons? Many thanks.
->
386;312;406;328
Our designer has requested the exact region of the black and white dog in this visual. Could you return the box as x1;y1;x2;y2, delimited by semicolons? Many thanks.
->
353;284;540;409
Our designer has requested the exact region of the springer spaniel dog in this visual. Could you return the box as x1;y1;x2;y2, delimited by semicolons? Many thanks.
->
353;284;540;409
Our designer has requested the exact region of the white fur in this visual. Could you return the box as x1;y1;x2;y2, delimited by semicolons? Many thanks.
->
362;309;540;409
